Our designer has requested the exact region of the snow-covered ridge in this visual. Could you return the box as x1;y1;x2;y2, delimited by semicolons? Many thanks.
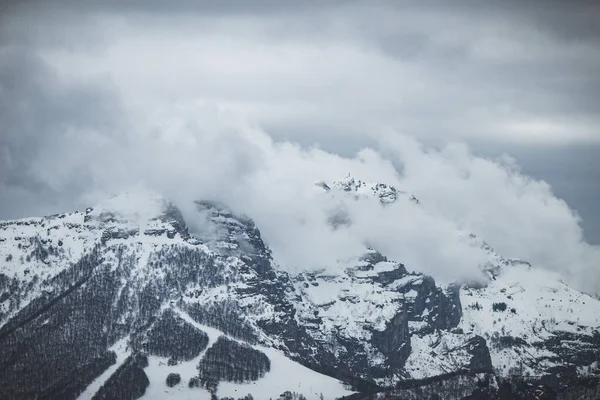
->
316;175;420;205
1;186;600;399
0;189;195;326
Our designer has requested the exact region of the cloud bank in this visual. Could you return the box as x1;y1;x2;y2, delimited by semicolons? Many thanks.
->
1;2;598;292
1;53;598;291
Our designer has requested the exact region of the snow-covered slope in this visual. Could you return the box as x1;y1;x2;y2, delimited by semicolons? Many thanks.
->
140;309;353;400
460;263;600;377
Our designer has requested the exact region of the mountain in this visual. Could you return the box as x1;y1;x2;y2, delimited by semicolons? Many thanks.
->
0;179;599;400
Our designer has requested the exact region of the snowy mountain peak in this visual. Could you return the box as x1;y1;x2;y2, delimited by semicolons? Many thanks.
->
317;175;420;205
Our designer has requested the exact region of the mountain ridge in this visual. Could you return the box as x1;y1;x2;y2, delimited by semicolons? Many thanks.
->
0;178;599;399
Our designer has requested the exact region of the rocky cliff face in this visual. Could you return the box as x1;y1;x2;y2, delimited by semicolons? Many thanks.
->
0;180;599;400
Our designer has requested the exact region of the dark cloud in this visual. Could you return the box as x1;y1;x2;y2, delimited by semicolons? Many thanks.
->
0;44;123;217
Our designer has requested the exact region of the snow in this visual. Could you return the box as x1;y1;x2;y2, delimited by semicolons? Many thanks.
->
353;261;400;279
4;186;600;394
324;175;417;206
0;212;95;282
0;212;104;325
0;189;190;327
139;310;220;400
144;356;209;399
386;275;422;291
297;269;404;337
404;332;474;379
218;347;353;400
138;309;353;400
579;361;599;376
459;262;600;376
78;337;131;400
302;279;341;306
461;264;600;338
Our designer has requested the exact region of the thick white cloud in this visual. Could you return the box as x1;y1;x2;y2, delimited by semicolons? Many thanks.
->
380;133;600;291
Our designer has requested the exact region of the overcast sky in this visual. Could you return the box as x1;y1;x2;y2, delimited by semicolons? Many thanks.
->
1;1;599;289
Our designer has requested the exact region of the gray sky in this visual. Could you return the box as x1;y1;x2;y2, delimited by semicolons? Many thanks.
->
1;1;599;288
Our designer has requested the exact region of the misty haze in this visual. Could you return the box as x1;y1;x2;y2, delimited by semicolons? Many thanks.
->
1;1;599;399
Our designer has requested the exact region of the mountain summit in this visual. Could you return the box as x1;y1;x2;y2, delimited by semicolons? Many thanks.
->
0;181;599;399
316;175;420;205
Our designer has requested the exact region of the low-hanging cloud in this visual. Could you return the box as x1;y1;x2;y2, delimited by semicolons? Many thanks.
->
379;133;600;290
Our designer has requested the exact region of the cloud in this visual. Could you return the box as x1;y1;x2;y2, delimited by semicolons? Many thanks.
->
8;0;596;147
1;2;599;292
0;44;123;217
379;133;600;292
2;65;598;290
